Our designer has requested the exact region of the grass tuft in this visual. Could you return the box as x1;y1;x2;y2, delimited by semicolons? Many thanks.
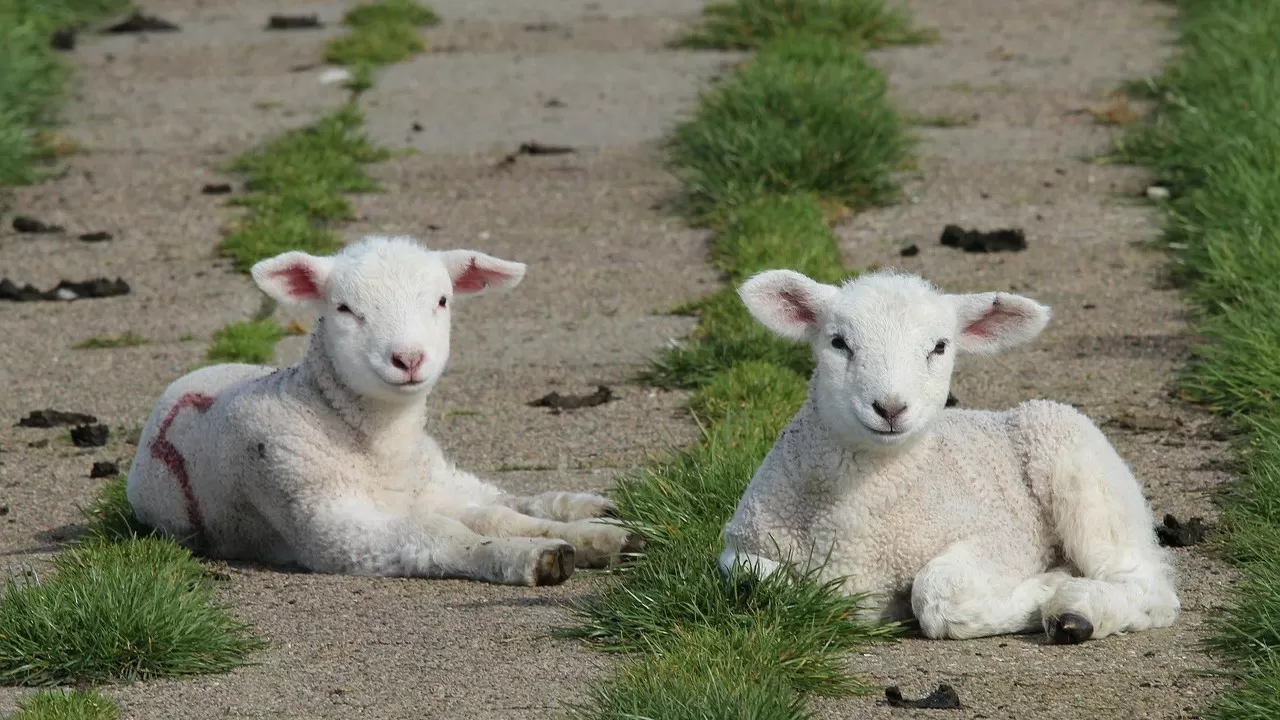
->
665;36;910;224
675;0;935;50
0;0;132;189
1120;0;1280;717
0;536;260;686
206;319;287;365
324;0;441;67
80;475;151;543
10;689;118;720
217;103;389;271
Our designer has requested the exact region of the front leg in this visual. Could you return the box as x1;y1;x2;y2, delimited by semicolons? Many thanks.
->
448;504;644;569
496;490;619;522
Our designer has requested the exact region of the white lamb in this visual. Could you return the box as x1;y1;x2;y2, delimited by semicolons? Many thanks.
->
717;268;1180;644
127;235;642;586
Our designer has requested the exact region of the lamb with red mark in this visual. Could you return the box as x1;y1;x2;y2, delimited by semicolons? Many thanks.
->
125;235;642;587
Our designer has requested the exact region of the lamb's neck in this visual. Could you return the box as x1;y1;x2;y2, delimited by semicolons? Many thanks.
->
297;320;428;447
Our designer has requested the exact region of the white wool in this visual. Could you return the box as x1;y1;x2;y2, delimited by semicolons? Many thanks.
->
126;235;641;586
719;268;1180;643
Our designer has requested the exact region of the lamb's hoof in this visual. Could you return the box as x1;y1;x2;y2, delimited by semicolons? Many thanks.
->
1046;613;1094;644
621;532;646;556
533;544;575;586
598;502;621;519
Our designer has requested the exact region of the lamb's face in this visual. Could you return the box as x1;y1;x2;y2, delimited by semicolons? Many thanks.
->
738;268;1051;452
322;244;457;403
812;277;958;448
251;235;526;406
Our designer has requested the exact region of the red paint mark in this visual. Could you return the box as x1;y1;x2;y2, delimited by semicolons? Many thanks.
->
453;257;509;293
150;392;216;536
778;290;817;326
271;264;321;300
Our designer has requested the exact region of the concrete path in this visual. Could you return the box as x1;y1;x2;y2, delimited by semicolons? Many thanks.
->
813;1;1231;718
0;1;1230;718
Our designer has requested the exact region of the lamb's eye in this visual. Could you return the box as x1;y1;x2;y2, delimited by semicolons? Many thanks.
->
831;336;849;352
438;296;448;309
337;303;354;315
931;340;948;356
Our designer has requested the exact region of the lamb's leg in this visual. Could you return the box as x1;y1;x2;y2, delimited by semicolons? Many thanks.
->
495;491;619;522
911;540;1070;640
1040;418;1181;643
447;504;643;569
438;461;618;521
269;496;575;586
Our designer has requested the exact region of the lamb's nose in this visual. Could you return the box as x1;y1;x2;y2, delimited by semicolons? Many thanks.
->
391;349;425;375
872;399;907;424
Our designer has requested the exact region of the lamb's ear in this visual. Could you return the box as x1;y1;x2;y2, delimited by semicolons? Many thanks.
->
738;269;837;342
949;291;1051;355
250;251;336;307
439;250;527;295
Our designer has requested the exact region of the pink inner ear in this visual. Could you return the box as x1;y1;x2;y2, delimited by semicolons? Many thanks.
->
452;257;510;293
271;264;321;300
962;300;1029;339
777;290;817;325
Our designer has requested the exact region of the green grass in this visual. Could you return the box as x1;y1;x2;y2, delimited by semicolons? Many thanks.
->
665;35;910;223
567;6;918;713
0;533;260;686
9;689;117;720
324;0;440;67
217;103;389;271
674;0;935;50
206;319;287;365
1118;0;1280;717
71;333;147;350
0;0;131;189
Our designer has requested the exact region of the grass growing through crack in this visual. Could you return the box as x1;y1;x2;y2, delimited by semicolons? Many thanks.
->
324;0;441;68
674;0;935;50
665;35;910;224
9;689;118;720
72;333;148;350
567;5;918;716
1120;0;1280;717
218;103;389;271
206;319;287;365
0;0;131;189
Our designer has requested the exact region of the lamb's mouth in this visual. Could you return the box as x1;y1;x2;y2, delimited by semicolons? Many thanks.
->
860;421;904;438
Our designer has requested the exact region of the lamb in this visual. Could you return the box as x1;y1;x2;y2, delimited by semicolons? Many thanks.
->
717;268;1180;644
126;235;642;586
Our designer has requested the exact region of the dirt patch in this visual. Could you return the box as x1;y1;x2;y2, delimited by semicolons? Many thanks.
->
12;216;64;234
70;424;110;448
1157;514;1209;548
529;384;614;411
939;224;1027;253
90;460;120;478
265;14;323;31
885;684;963;710
104;13;180;34
16;409;97;428
0;277;129;301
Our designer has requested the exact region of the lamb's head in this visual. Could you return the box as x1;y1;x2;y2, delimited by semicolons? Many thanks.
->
250;235;526;404
739;268;1050;449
